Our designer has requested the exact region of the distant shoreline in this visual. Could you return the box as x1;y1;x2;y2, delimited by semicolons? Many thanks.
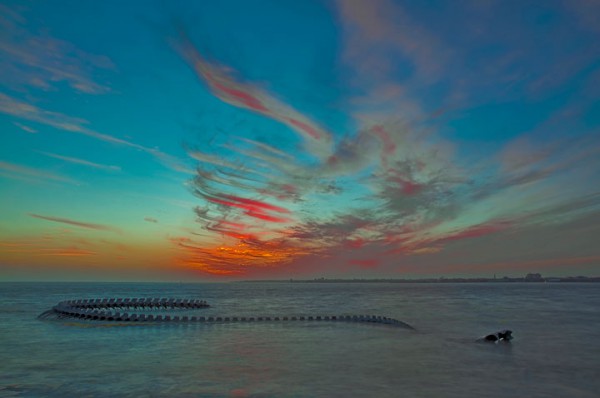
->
2;276;599;284
237;276;600;284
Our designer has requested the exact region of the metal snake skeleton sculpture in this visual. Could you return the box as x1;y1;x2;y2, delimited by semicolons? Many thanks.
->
38;297;414;329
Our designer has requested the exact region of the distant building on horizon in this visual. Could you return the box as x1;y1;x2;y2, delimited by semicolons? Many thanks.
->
525;273;543;281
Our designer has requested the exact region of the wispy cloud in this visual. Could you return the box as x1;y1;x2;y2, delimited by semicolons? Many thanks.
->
13;121;37;133
0;93;145;149
144;217;158;223
0;4;115;94
0;92;193;174
0;5;196;176
0;160;78;184
336;0;447;83
0;232;138;262
35;247;97;257
28;213;121;233
38;151;121;172
335;0;600;116
173;16;600;277
175;28;334;161
0;241;96;257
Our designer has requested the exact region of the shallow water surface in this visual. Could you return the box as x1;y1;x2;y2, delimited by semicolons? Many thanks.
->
1;282;599;397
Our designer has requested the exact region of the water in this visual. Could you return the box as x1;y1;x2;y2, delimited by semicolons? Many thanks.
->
1;282;599;397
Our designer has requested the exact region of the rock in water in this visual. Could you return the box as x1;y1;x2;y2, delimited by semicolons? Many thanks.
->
478;329;513;343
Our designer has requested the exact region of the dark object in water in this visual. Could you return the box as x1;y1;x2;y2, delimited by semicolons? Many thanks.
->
478;329;513;343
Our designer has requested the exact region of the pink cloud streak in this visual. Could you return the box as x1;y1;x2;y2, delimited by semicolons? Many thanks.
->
175;30;333;159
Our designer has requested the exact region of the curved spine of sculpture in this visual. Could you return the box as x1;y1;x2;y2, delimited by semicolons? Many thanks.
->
38;297;414;329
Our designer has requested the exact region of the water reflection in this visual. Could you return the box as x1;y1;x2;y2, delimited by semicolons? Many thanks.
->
1;282;599;397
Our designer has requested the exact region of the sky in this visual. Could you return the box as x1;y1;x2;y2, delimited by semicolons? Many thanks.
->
1;0;599;281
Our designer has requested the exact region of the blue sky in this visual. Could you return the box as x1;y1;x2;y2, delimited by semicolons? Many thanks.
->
1;0;599;280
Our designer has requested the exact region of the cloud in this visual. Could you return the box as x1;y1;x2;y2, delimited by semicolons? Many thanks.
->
0;238;97;257
0;7;196;177
194;191;292;224
0;92;193;174
335;0;600;117
0;231;150;265
171;234;311;276
13;121;37;133
0;160;78;184
0;4;115;94
175;28;334;160
173;11;600;277
38;151;121;172
28;213;121;233
332;0;450;123
335;0;447;82
564;0;600;33
151;151;195;175
144;217;158;223
35;248;97;257
182;97;600;276
170;84;425;270
237;137;294;160
0;93;146;148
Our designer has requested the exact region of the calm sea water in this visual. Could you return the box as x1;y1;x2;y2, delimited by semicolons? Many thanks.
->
0;282;599;397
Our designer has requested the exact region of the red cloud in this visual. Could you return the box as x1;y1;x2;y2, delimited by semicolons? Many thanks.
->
245;211;290;223
284;117;322;140
205;194;292;223
220;194;290;214
210;80;269;113
176;32;332;157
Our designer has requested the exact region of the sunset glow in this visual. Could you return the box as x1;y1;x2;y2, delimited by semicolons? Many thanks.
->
1;0;599;280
